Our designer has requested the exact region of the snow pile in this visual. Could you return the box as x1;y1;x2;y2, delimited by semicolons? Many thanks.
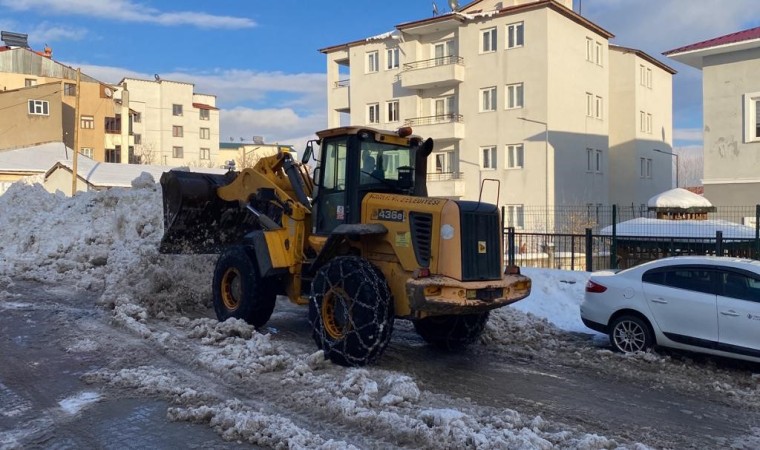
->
647;188;712;208
0;181;214;316
58;391;101;415
600;217;756;239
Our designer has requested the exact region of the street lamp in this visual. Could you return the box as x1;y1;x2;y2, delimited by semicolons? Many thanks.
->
653;148;679;188
518;117;549;232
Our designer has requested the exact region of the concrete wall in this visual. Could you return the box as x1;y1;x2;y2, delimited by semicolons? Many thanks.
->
0;83;62;148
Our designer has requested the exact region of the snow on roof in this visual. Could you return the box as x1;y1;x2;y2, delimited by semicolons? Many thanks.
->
647;188;712;209
0;142;77;172
600;218;756;239
45;159;228;188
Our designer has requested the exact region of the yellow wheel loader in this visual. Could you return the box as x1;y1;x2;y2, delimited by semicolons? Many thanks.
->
159;126;531;366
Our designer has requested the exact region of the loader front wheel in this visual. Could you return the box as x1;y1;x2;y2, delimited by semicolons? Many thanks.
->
413;312;490;351
309;256;394;367
212;246;276;328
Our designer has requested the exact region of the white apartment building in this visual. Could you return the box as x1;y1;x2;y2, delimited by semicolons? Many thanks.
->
665;27;760;206
320;0;674;230
117;78;220;167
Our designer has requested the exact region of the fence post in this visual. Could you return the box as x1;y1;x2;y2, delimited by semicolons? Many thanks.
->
755;205;759;260
585;228;593;272
716;230;723;256
610;204;618;269
571;234;576;271
507;227;516;267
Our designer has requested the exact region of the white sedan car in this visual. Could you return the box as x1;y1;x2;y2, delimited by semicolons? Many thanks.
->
581;256;760;363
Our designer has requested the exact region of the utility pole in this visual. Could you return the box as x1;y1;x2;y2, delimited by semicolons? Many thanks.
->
71;68;81;196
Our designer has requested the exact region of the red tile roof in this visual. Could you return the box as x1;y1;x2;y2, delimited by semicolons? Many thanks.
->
193;102;218;111
664;26;760;55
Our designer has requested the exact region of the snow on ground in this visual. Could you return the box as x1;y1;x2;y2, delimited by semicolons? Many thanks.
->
1;179;759;448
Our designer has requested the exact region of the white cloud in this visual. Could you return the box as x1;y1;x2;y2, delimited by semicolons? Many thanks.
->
28;22;87;44
221;107;326;146
0;0;255;29
674;128;703;143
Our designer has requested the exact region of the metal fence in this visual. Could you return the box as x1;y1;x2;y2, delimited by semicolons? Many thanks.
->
504;205;760;272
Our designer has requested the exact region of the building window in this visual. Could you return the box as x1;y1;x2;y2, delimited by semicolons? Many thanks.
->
80;115;94;129
367;103;380;124
434;96;455;120
586;38;594;62
481;27;497;53
28;99;49;116
433;40;454;65
640;157;653;178
595;41;603;66
386;100;399;122
173;125;183;137
105;116;121;133
506;144;524;169
200;127;210;139
105;148;120;163
586;93;593;117
172;104;183;116
506;83;524;109
595;96;603;119
595;149;603;173
134;133;142;145
506;22;524;49
386;47;399;70
640;65;653;88
434;151;453;173
481;146;497;169
200;148;210;160
646;113;652;133
133;112;141;123
742;93;760;142
587;148;594;171
64;83;76;96
79;147;93;159
172;146;184;158
200;109;210;120
640;111;652;133
506;205;525;229
480;87;496;112
366;50;379;73
25;78;37;87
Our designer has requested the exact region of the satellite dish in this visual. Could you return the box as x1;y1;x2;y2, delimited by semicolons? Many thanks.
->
154;74;160;81
432;1;439;16
448;0;458;11
103;87;113;98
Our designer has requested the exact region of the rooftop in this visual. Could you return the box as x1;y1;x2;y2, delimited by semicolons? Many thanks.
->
664;26;760;69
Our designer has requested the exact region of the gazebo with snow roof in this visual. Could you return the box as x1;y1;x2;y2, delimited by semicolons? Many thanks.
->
647;188;716;221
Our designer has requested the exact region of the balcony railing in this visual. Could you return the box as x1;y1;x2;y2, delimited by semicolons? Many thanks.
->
403;55;464;71
405;113;463;127
427;171;463;181
334;79;350;88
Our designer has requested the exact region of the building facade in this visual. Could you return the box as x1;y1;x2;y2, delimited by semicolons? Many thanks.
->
0;46;120;159
118;78;220;167
665;27;760;206
320;0;674;230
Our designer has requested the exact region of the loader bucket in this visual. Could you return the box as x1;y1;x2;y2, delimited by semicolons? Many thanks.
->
159;170;256;254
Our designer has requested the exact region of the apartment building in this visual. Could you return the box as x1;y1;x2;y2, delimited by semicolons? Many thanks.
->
665;26;760;206
320;0;674;230
0;45;119;159
118;78;220;167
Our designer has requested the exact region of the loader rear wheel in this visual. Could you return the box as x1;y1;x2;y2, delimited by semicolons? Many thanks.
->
309;256;394;367
413;312;490;351
212;246;276;328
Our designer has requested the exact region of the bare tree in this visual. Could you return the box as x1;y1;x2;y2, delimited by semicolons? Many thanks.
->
135;142;158;165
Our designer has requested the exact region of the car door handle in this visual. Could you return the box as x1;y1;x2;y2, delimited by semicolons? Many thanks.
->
650;298;668;304
720;310;740;317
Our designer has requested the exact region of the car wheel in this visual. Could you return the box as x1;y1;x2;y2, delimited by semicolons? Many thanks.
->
609;315;654;353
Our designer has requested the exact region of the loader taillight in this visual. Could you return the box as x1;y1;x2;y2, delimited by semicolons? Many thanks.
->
585;280;607;293
414;267;431;278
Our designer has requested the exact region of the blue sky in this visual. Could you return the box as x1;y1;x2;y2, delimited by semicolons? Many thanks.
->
1;0;759;150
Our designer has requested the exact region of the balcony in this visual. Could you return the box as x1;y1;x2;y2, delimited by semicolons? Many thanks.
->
401;56;465;90
405;114;465;140
332;79;350;112
426;172;465;198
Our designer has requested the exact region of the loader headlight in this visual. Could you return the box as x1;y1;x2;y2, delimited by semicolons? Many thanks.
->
440;224;454;240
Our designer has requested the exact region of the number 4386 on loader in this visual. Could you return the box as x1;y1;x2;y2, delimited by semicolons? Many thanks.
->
159;126;531;366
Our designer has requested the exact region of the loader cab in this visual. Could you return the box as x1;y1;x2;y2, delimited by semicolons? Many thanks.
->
313;127;418;235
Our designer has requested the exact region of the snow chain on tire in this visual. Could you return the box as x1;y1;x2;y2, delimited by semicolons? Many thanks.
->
309;256;394;367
